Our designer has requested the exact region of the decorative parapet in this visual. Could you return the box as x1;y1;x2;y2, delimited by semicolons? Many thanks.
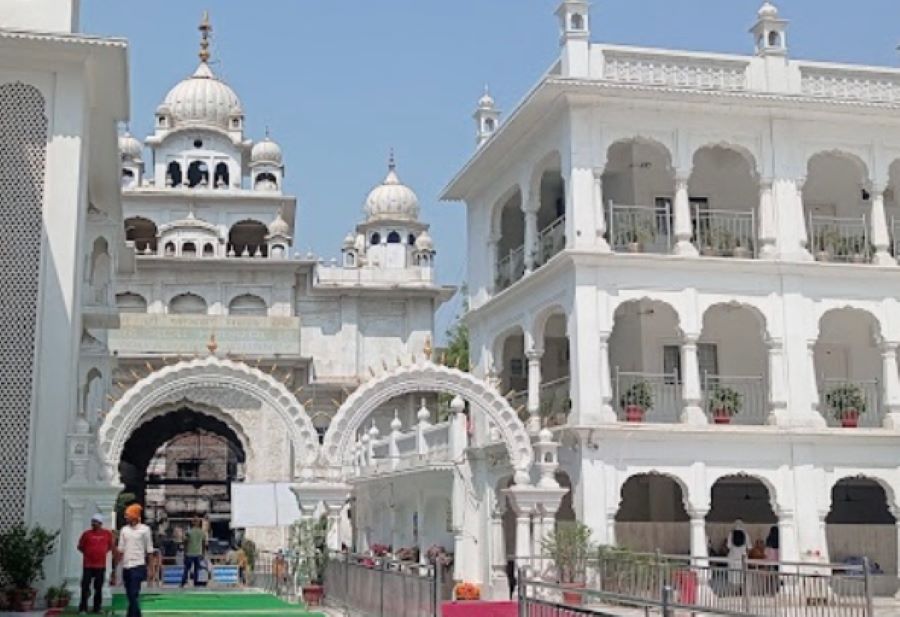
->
800;64;900;104
601;48;749;92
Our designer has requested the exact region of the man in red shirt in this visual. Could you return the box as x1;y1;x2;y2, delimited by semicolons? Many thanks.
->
77;513;114;614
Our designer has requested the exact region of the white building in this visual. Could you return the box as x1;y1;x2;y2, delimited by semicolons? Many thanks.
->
434;0;900;599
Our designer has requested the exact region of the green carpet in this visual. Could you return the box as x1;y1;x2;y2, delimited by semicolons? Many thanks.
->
94;591;324;616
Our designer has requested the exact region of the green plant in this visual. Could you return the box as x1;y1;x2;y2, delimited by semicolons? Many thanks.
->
240;538;258;571
289;516;329;586
619;216;655;246
0;524;60;590
707;226;736;252
620;381;653;410
824;384;867;419
542;521;596;584
707;385;743;416
815;228;841;254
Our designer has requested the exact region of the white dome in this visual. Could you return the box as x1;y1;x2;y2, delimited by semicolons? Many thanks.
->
251;136;283;166
268;212;291;237
758;1;779;18
119;131;142;160
160;62;243;130
415;230;434;251
364;160;419;221
478;86;495;109
342;232;356;248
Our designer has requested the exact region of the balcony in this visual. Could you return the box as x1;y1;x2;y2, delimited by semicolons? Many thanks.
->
701;373;767;425
507;376;572;428
808;214;870;263
496;245;525;291
694;207;756;258
535;215;566;266
613;370;682;423
819;379;883;428
607;203;672;254
495;216;566;292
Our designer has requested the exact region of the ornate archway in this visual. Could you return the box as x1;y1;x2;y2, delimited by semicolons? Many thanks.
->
98;356;319;478
322;361;534;482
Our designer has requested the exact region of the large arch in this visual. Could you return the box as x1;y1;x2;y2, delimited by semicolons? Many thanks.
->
323;361;534;482
98;356;319;478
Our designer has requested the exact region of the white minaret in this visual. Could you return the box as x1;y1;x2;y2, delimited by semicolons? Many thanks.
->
751;2;788;57
473;86;501;148
118;131;144;189
555;0;590;78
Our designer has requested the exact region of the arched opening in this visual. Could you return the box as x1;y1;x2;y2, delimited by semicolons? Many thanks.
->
82;368;104;419
616;473;689;554
169;293;207;315
495;189;524;290
707;475;777;560
815;308;882;427
203;243;215;257
387;231;401;244
689;145;759;258
535;155;566;267
121;168;135;188
164;242;176;256
167;161;183;187
124;217;158;253
118;407;246;554
181;242;197;257
187;161;210;188
88;238;111;305
228;294;267;316
539;312;571;427
407;234;416;246
804;152;871;262
570;13;584;30
609;299;682;423
700;304;768;424
370;232;381;246
254;172;277;191
767;31;780;47
826;477;896;592
214;162;229;188
116;292;148;314
604;139;675;253
228;220;268;258
496;327;527;418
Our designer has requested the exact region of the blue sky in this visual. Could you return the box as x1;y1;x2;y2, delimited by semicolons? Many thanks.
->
81;1;900;340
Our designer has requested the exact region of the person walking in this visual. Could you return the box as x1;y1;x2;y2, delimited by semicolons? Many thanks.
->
77;513;114;614
118;504;154;617
180;518;207;587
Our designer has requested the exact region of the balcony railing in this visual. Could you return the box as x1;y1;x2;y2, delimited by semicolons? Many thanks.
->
495;245;525;291
694;207;756;258
820;378;883;428
608;202;672;254
702;373;768;425
506;375;571;427
614;369;682;423
808;214;870;263
535;215;565;266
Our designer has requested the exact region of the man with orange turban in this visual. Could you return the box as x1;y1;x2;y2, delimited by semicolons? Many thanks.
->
117;504;153;617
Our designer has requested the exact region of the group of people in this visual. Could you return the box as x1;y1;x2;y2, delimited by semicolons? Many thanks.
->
75;506;210;616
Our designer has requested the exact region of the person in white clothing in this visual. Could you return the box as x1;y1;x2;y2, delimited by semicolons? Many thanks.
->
726;519;749;589
117;504;154;617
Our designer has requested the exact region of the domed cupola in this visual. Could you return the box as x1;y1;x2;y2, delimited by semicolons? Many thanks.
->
119;129;144;188
364;153;420;221
250;131;285;193
251;136;283;166
119;131;142;161
266;210;292;259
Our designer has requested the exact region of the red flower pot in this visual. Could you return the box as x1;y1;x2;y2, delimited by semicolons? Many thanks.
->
625;405;645;423
713;410;732;424
302;584;324;606
841;409;860;428
561;582;585;606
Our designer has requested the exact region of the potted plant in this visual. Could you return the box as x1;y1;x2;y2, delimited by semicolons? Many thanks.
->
453;581;481;601
824;384;867;428
395;546;419;563
620;215;654;253
707;385;743;424
541;521;595;606
0;524;59;611
289;516;329;606
44;584;71;609
814;228;840;262
620;381;653;422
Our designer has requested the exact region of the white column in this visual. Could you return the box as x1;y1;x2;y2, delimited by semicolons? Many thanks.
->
766;338;789;425
689;509;709;560
777;509;799;563
598;332;615;421
526;349;543;434
680;334;707;424
514;508;533;568
806;340;827;428
871;187;896;265
325;501;344;551
593;168;611;253
881;342;900;429
758;178;777;259
537;504;558;576
64;499;87;586
773;177;813;260
605;508;617;547
569;288;616;424
523;193;538;274
487;233;500;294
672;175;698;256
490;502;508;590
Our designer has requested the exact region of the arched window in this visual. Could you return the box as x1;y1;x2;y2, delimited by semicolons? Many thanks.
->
768;31;780;47
203;243;215;257
370;232;381;246
124;217;158;253
344;252;356;267
571;13;584;30
169;293;207;315
181;242;197;257
214;162;229;188
187;161;209;188
387;231;401;244
271;244;285;258
485;118;495;131
164;242;176;256
254;172;278;190
228;220;268;257
116;292;148;313
407;234;416;246
167;161;182;187
228;294;267;316
121;168;135;188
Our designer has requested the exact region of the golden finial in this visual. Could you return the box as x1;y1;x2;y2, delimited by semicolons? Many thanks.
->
206;333;218;355
423;336;433;360
198;11;213;63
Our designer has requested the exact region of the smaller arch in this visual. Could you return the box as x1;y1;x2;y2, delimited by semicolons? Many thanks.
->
229;220;268;257
166;161;182;187
816;305;883;341
164;242;176;256
530;303;569;346
370;232;381;246
214;162;229;188
767;31;780;47
169;292;207;315
570;13;584;30
387;231;401;244
407;234;416;246
187;160;209;188
116;292;148;314
228;293;267;316
254;172;277;190
489;184;523;238
181;242;197;257
203;243;215;257
124;217;158;253
707;471;780;515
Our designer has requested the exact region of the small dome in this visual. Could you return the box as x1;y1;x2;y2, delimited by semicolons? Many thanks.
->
758;1;779;18
478;87;495;110
268;212;291;237
415;230;434;251
364;157;419;221
119;131;142;160
251;136;283;166
342;231;356;248
539;428;553;442
160;62;243;130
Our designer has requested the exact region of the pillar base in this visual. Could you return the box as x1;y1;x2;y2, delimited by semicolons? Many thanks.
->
680;405;708;425
758;243;778;260
873;250;897;266
673;241;699;257
571;405;617;426
883;412;900;430
595;237;611;253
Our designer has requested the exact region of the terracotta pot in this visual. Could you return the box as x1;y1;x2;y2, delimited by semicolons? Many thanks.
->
841;409;860;428
713;410;732;424
9;588;36;612
625;405;645;423
561;582;586;606
302;584;325;606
